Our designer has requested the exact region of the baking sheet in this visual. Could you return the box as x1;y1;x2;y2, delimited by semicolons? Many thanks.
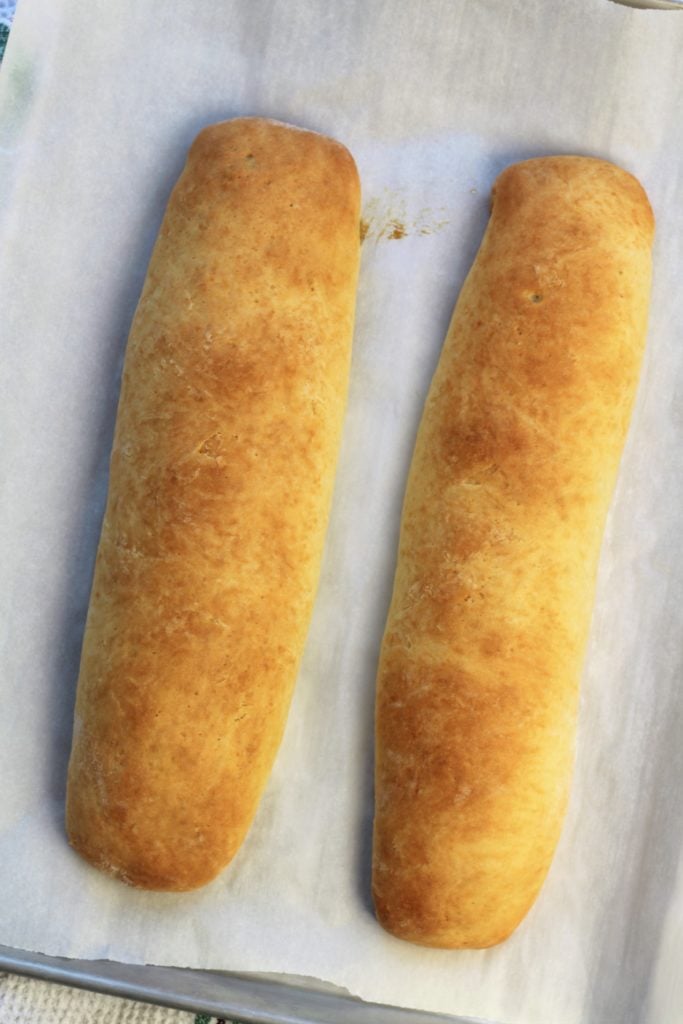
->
0;947;478;1024
1;1;683;1022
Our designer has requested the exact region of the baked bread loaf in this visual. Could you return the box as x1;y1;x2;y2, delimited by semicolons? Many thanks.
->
66;117;361;890
372;156;653;948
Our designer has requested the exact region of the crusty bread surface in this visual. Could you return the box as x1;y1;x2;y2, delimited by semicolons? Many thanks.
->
372;156;654;948
66;117;361;890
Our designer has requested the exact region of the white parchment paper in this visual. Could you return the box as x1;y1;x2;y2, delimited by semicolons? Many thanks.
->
2;1;683;1021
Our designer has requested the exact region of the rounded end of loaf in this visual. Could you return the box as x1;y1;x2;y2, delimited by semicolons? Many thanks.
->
371;836;553;950
64;726;264;891
491;154;654;248
65;805;239;892
65;735;255;892
372;888;530;950
186;115;361;212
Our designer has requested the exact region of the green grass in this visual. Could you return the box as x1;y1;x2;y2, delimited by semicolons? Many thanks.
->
194;1015;240;1024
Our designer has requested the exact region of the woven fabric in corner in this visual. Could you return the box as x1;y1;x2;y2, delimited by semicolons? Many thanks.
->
0;973;195;1023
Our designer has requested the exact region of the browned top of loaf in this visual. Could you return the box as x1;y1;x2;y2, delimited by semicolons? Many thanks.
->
373;156;653;947
66;118;360;890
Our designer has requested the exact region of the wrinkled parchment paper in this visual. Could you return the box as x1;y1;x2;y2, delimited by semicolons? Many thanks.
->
2;1;683;1021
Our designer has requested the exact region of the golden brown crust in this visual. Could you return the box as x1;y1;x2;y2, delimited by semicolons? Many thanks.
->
372;156;653;948
66;117;361;890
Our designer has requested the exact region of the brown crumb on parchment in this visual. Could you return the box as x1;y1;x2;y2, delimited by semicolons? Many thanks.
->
361;192;449;243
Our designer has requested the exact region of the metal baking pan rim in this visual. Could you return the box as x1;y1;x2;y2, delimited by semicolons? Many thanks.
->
0;944;494;1024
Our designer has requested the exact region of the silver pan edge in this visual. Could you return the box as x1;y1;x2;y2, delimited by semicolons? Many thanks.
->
0;945;495;1024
